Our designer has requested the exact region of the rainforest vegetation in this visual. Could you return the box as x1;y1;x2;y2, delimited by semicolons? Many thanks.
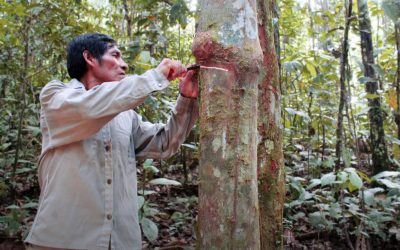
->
0;0;399;249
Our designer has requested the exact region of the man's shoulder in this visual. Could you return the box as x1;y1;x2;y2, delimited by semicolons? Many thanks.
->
43;79;83;89
45;79;65;87
42;79;83;92
39;79;79;100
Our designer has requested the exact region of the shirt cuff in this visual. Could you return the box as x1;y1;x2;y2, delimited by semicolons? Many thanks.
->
175;95;198;113
179;93;197;99
152;68;170;89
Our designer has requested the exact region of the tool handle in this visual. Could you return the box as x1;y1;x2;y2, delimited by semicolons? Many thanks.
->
187;64;200;71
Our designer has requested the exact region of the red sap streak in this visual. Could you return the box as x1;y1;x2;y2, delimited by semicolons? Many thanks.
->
199;66;229;72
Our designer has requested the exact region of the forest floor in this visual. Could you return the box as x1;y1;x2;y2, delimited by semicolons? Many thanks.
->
0;154;399;250
140;159;399;250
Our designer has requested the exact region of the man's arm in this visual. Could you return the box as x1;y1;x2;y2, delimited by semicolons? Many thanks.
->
40;69;168;149
133;96;198;159
133;70;199;159
41;58;187;150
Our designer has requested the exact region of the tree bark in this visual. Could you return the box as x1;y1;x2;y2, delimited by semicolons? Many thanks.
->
357;0;390;174
12;14;31;199
335;0;353;170
122;0;132;38
256;0;284;249
395;23;400;140
193;0;263;248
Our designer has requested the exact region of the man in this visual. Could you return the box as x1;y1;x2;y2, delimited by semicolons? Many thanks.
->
25;33;198;249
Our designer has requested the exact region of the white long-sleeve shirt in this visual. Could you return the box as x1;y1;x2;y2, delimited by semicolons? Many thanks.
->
25;69;198;250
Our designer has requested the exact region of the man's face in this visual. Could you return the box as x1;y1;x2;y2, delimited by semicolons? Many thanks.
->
92;45;128;83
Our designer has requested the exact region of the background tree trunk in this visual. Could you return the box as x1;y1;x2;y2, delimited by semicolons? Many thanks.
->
193;0;263;248
395;23;400;140
357;0;390;174
335;0;353;169
256;0;284;249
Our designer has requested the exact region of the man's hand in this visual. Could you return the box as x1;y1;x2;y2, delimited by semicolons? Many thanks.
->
156;59;187;81
179;70;198;99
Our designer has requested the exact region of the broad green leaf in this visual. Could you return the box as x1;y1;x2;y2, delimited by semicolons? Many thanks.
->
306;179;321;190
378;179;400;189
288;199;303;208
138;195;145;209
15;167;33;174
371;64;385;77
292;212;305;220
372;171;400;180
143;159;154;167
143;206;159;217
306;62;317;77
144;164;160;174
149;178;181;186
26;126;41;136
337;171;348;183
382;0;400;23
349;171;363;189
328;203;342;219
6;205;19;210
347;182;358;192
0;143;11;150
309;211;327;229
22;202;38;209
321;173;336;186
283;60;302;73
362;188;384;206
137;190;157;196
356;170;371;183
141;217;158;243
322;157;335;169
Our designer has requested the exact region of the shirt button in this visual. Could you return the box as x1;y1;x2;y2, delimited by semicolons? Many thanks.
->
158;83;162;87
107;214;112;220
105;144;111;152
107;179;112;185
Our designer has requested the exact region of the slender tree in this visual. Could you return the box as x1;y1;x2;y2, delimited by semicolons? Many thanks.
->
396;23;400;140
193;0;263;248
357;0;390;174
336;0;353;169
257;0;284;249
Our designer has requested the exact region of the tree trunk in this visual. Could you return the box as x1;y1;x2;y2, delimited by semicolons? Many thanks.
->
395;23;400;140
193;0;263;248
12;14;31;199
357;0;390;174
335;0;353;170
256;0;284;249
122;0;132;38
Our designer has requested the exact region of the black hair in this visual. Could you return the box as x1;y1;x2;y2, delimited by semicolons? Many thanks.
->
67;33;116;80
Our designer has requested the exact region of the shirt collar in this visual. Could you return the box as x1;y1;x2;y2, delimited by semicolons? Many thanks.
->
69;78;85;90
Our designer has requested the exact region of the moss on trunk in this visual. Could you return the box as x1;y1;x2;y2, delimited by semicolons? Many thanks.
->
194;1;263;249
256;0;285;249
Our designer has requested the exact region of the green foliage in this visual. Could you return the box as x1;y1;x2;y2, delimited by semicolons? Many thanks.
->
1;0;399;247
0;0;196;243
381;0;400;23
141;217;159;243
138;158;185;242
286;166;400;241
